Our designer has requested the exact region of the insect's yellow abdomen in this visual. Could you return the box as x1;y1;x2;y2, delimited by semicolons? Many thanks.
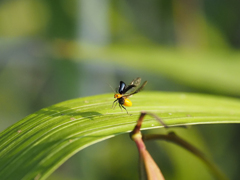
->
124;98;132;107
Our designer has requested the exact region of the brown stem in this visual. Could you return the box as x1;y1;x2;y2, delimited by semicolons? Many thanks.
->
143;132;228;180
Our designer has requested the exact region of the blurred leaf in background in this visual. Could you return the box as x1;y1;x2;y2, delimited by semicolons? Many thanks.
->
0;0;240;179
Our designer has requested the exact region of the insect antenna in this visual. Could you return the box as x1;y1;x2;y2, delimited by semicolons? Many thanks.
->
108;83;117;93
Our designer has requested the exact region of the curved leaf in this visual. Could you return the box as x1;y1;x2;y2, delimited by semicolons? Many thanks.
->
1;92;240;180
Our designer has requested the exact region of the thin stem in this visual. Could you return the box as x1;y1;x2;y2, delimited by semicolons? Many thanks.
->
143;132;228;180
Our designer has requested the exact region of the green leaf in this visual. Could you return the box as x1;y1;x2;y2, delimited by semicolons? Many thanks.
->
1;92;240;180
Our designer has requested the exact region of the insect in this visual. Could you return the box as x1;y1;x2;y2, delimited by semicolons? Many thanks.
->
112;77;147;114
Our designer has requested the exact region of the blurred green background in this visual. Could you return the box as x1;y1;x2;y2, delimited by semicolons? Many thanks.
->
1;0;240;179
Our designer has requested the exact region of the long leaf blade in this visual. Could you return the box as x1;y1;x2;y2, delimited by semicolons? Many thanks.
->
1;92;240;180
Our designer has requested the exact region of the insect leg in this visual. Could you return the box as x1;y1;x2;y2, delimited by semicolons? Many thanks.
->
119;103;123;112
112;99;118;109
113;101;118;110
121;104;129;114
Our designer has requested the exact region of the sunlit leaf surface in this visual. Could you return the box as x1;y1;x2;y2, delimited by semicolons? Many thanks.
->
1;92;240;180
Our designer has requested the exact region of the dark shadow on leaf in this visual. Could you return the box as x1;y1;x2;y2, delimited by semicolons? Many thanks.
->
35;105;103;120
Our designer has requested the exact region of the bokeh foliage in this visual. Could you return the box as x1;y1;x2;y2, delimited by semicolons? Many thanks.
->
1;0;240;179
